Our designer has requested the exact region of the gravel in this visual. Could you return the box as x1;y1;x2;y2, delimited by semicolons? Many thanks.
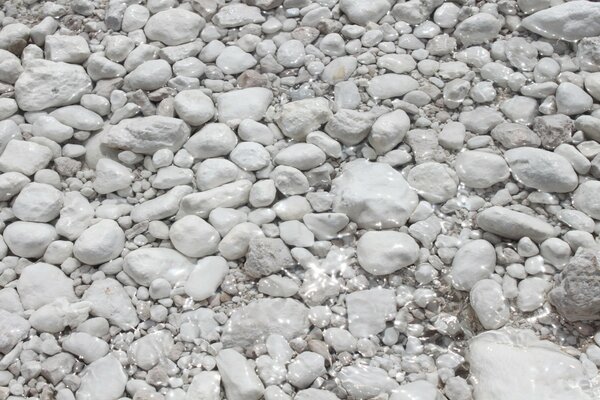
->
0;0;600;399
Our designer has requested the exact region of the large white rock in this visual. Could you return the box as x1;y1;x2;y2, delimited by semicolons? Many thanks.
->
123;247;194;287
450;240;496;291
12;182;63;222
477;206;556;242
128;330;174;370
470;279;510;330
14;59;92;111
93;158;133;194
213;3;265;27
103;116;190;155
467;328;594;400
184;256;229;301
221;298;310;348
275;97;332;141
174;89;215;126
521;1;600;41
17;263;76;310
186;371;220;400
357;231;419;275
407;162;459;204
178;180;252;218
82;278;139;330
169;215;220;258
339;0;391;25
390;381;445;400
331;159;418;229
76;354;127;400
454;13;502;46
216;349;264;400
3;221;57;259
144;8;204;45
339;365;399;398
504;148;578;193
454;151;510;189
346;288;396;337
367;74;420;99
73;220;125;265
55;192;94;240
573;180;600;220
0;140;53;176
217;88;273;123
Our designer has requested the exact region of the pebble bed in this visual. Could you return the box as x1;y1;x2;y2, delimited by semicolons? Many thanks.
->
1;0;600;399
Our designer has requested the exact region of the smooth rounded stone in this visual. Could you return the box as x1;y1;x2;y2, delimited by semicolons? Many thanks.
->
504;148;578;193
77;354;128;400
274;144;325;171
467;328;591;400
491;122;541;149
186;371;221;400
276;40;305;68
277;220;314;247
82;278;139;330
369;110;410;154
454;151;510;188
339;0;390;25
12;182;63;222
521;0;600;41
323;328;356;353
500;96;539;124
243;237;294;278
216;349;264;400
573;180;600;220
287;352;326;389
103;116;190;155
216;46;257;75
517;276;548;311
0;140;53;176
476;206;556;242
450;240;496;291
331;159;418;229
238;119;274;146
275;97;332;141
0;49;23;84
407;162;459;204
0;120;21;153
470;279;510;329
130;185;192;222
62;332;109;364
17;263;76;310
302;213;348;241
258;275;299;298
14;59;92;112
4;221;57;259
585;72;600;100
390;381;444;400
32;115;74;143
321;56;357;84
221;298;309;348
270;165;309;196
0;172;28;201
213;3;266;27
356;231;419;276
217;88;273;123
367;74;420;100
73;220;125;265
169;215;220;258
123;247;194;286
505;37;538;71
458;106;504;134
173;89;214;126
324;109;376;146
454;13;502;46
185;256;229;301
93;158;133;194
230;142;271;171
576;115;600;142
555;82;593;115
0;310;29;355
185;123;237;159
122;4;150;32
346;288;396;337
377;53;417;74
0;98;16;119
128;330;174;371
125;59;172;91
144;8;204;46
